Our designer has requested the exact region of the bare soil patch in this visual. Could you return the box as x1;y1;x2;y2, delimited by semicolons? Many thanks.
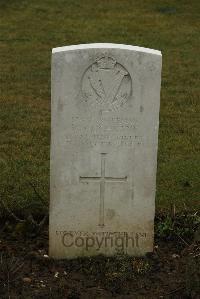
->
0;223;199;298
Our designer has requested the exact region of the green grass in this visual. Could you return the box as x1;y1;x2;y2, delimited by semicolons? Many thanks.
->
0;0;199;216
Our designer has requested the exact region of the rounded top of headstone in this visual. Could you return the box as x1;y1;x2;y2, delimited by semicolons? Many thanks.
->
52;43;162;56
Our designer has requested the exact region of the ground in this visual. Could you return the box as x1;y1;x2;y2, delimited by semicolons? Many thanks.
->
0;219;199;298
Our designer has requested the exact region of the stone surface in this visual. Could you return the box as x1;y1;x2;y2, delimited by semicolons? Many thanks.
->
49;43;162;258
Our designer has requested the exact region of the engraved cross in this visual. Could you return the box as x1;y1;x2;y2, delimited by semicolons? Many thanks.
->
80;153;127;227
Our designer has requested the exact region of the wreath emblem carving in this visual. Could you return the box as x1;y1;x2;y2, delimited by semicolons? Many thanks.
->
82;56;132;111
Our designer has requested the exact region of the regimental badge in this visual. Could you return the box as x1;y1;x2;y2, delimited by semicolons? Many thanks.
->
82;55;132;111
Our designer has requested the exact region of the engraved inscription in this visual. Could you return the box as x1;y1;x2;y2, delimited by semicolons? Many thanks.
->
67;115;142;148
82;55;132;111
80;153;127;227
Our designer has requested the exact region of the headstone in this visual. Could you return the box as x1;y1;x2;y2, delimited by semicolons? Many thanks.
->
49;43;162;258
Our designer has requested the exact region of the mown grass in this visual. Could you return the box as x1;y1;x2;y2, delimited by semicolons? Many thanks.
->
0;0;199;216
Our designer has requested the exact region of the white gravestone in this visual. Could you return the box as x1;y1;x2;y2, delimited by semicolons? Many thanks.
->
49;43;162;258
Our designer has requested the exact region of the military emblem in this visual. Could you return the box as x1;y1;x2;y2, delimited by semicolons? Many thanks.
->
82;55;132;111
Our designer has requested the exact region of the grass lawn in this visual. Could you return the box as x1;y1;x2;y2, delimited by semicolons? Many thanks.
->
0;0;199;217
